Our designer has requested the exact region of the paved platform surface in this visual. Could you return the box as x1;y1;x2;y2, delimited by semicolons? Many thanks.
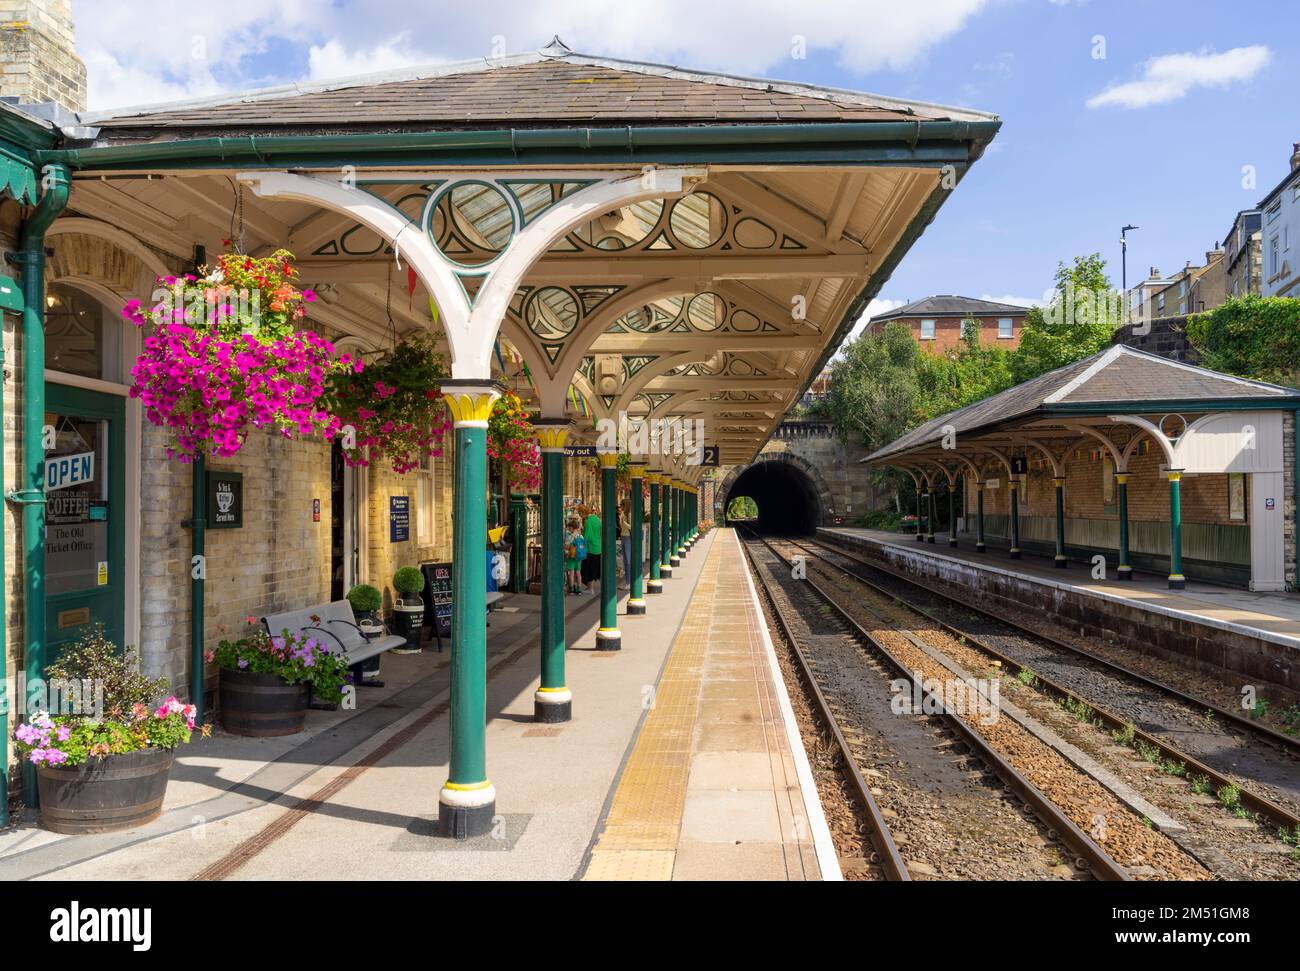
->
0;528;834;882
583;529;835;881
825;528;1300;645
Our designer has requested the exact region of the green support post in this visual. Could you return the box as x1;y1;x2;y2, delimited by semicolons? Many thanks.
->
1116;472;1132;580
190;455;206;725
1008;477;1022;560
508;493;528;593
533;420;570;723
677;486;687;558
1053;476;1067;568
627;465;646;615
596;451;621;650
15;163;69;808
975;481;986;552
661;479;674;578
1168;470;1185;590
647;472;663;593
927;486;937;544
438;382;500;839
668;480;681;568
948;482;957;547
915;487;924;541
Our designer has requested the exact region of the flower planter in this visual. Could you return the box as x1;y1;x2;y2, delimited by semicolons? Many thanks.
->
219;667;308;737
35;746;174;835
392;599;424;653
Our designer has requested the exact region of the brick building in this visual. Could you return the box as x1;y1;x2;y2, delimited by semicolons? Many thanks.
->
867;295;1029;352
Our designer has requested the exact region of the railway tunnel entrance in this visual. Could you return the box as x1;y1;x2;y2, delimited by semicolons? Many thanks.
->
722;455;830;534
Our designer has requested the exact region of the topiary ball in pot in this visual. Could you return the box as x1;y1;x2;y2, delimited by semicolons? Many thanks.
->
346;583;382;621
391;566;426;652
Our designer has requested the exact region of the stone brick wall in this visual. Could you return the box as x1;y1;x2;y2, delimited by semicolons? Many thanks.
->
1112;314;1199;363
0;0;86;112
2;198;23;729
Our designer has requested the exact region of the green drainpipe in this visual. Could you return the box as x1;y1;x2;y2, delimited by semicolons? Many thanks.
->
189;455;206;725
10;162;69;808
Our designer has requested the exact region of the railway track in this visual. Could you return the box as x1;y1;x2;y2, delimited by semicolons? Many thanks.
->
740;533;1141;881
796;532;1300;838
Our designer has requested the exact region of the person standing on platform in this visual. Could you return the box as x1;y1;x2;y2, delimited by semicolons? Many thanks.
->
582;503;602;593
565;518;585;595
618;499;632;591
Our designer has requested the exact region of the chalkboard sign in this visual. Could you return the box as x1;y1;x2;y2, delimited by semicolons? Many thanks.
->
421;562;454;644
206;471;243;529
389;495;410;542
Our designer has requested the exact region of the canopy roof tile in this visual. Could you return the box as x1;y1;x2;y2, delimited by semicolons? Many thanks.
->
82;40;996;137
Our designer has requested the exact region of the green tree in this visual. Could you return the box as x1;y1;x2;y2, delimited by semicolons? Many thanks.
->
1012;252;1122;382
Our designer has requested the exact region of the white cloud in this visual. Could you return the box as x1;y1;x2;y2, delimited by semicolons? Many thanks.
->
75;0;994;112
1086;45;1270;110
843;297;908;344
980;293;1041;307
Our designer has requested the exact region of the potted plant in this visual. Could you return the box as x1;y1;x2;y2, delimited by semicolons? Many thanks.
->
211;625;352;736
346;583;385;681
391;567;426;653
13;630;200;835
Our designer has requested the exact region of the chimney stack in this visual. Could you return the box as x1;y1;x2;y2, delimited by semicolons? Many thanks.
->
0;1;86;113
1291;142;1300;173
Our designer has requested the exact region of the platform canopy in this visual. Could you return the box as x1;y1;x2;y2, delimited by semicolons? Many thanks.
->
863;344;1300;478
47;37;1000;472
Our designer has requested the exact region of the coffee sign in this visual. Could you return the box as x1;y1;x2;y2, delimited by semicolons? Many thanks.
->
206;471;243;529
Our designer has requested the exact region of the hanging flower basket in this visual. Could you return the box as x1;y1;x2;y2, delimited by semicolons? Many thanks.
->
323;333;451;473
488;390;541;494
124;249;351;462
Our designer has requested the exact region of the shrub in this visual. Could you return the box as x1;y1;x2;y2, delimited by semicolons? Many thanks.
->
346;583;382;615
1187;295;1300;386
393;566;425;596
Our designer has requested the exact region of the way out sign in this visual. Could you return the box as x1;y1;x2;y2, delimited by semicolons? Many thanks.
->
47;452;94;492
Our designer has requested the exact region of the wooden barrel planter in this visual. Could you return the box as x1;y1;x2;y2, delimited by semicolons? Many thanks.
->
219;668;308;737
36;747;174;835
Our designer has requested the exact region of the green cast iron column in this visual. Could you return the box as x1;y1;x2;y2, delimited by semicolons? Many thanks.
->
1116;472;1133;580
1053;476;1067;568
661;479;674;578
16;163;69;807
975;481;986;552
668;480;681;568
438;382;500;839
927;486;937;543
915;487;924;541
627;465;646;615
1009;477;1022;560
596;451;621;649
647;473;663;593
1168;470;1185;590
533;421;570;723
190;455;206;725
508;493;528;593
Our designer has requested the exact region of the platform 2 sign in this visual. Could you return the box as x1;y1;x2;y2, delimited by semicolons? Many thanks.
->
421;562;454;642
700;445;720;467
206;471;243;529
389;495;410;542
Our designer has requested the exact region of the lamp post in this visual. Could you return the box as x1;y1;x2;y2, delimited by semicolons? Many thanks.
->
1120;224;1138;321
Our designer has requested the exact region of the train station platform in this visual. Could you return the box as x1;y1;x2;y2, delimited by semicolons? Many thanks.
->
819;527;1300;694
0;529;835;882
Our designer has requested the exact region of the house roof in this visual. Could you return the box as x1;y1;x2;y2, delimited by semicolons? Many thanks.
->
864;345;1300;463
867;294;1032;323
82;39;997;138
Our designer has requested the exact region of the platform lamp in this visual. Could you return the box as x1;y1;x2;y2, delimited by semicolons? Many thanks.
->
1120;225;1138;321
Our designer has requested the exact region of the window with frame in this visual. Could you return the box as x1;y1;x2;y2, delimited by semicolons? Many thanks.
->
919;318;936;340
416;455;437;546
1228;473;1247;522
997;317;1013;339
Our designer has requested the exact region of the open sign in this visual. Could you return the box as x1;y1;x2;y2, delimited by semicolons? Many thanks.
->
46;452;94;492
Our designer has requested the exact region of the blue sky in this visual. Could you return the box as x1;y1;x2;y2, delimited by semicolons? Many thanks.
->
74;0;1295;324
